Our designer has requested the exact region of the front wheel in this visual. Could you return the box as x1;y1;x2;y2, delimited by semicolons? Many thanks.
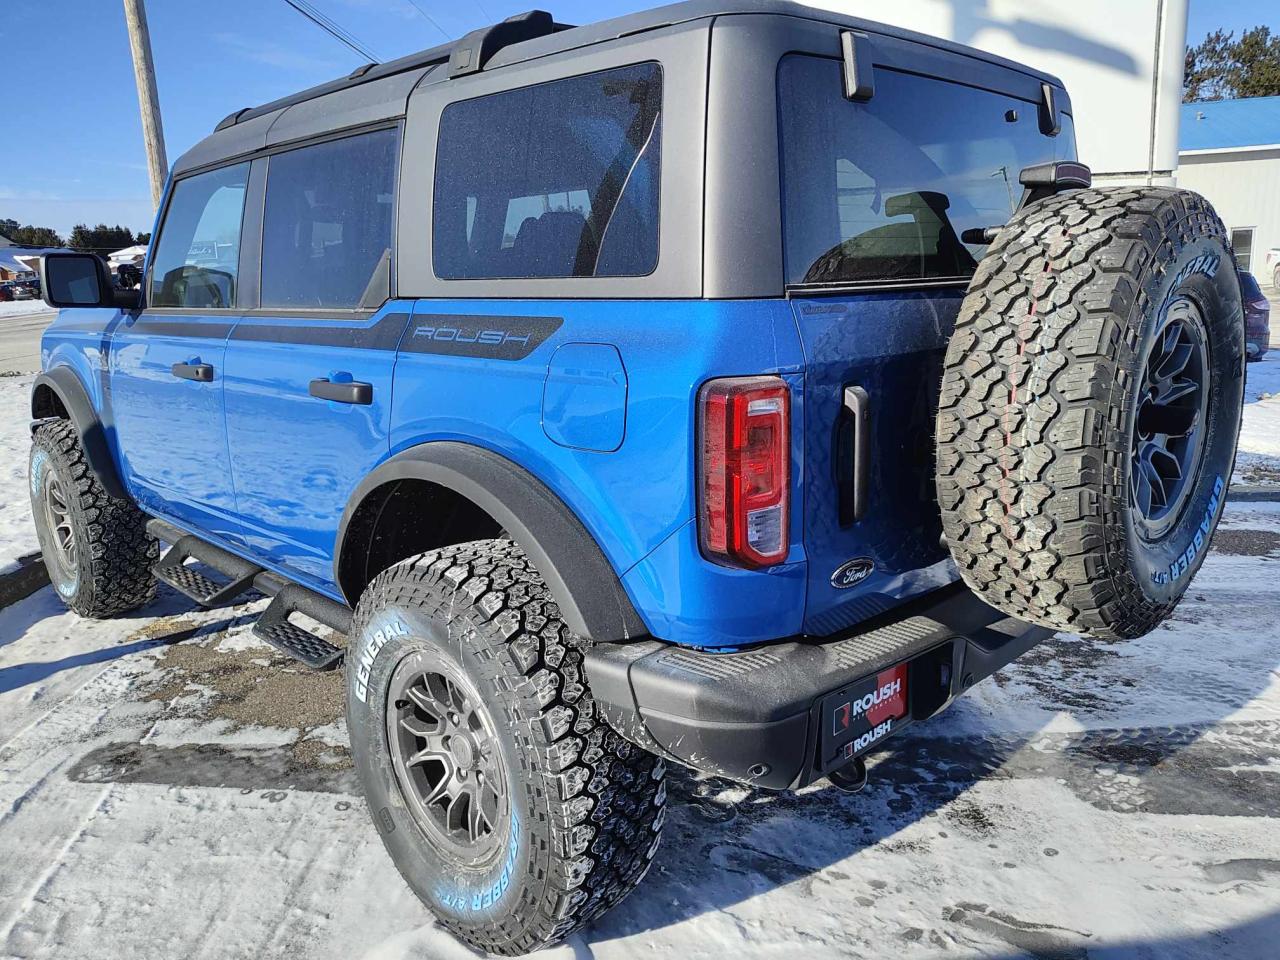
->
29;419;157;617
345;541;666;955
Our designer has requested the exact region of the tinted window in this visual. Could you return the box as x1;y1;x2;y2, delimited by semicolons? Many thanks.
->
150;163;248;308
433;62;662;280
778;56;1075;287
261;128;398;310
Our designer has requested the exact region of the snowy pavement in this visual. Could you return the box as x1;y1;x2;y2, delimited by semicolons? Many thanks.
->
1;349;1279;959
1;507;1279;959
0;302;50;320
1238;354;1280;487
0;375;37;574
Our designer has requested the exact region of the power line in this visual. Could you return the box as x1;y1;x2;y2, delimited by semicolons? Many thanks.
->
281;0;381;63
402;0;452;41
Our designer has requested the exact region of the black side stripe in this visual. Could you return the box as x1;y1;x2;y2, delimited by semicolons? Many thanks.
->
52;310;561;360
230;311;411;350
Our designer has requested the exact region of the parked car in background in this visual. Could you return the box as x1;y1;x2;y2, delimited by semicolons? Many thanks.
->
1242;269;1271;360
0;284;12;302
1266;247;1279;289
9;282;36;300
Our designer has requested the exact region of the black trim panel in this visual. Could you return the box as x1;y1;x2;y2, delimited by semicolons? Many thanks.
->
230;311;411;350
334;441;647;642
31;367;129;500
127;316;237;338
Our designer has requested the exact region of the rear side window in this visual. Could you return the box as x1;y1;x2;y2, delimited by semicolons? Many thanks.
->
260;127;399;310
150;162;249;309
778;55;1075;287
433;62;662;280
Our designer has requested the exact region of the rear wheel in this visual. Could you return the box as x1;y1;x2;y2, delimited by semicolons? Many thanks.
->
29;419;157;617
345;541;666;955
936;187;1245;639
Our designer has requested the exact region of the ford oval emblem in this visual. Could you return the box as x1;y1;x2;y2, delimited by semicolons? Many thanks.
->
831;557;874;589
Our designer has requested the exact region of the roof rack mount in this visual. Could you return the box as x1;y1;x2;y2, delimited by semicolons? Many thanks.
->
213;9;560;133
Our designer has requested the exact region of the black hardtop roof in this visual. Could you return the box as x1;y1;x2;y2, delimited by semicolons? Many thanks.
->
173;0;1064;176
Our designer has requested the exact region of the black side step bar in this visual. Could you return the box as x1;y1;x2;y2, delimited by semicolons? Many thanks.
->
153;534;260;607
252;584;347;671
146;518;352;671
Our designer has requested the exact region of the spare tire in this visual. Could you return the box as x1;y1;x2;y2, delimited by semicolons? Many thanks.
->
936;187;1245;640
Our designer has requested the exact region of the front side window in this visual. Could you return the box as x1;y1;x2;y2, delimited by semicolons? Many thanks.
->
433;62;662;280
778;55;1075;287
260;127;399;310
150;162;249;308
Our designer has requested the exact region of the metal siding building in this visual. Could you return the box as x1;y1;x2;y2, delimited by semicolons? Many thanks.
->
810;0;1189;186
1177;96;1280;287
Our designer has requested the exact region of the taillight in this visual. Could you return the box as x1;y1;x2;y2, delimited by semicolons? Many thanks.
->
698;376;791;568
1249;298;1270;311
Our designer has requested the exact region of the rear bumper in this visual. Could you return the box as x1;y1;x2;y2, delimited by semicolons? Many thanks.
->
584;584;1053;790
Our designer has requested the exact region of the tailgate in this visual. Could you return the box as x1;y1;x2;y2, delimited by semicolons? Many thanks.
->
793;291;961;635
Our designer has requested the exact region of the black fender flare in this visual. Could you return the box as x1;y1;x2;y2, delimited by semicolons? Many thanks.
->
31;366;129;500
334;441;648;643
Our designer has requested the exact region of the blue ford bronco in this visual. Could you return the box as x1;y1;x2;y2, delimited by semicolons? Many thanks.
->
30;1;1244;952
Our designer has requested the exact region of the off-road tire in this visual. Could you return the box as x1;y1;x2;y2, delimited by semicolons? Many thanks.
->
345;540;666;955
937;187;1245;640
28;419;157;617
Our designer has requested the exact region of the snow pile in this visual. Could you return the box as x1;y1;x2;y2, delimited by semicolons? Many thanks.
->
0;300;51;319
0;374;36;572
1237;355;1280;486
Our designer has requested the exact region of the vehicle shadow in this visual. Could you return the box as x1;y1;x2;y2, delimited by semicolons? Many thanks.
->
587;572;1280;945
0;633;186;694
0;583;259;694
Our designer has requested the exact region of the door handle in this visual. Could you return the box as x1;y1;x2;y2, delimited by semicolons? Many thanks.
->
838;385;870;525
309;378;373;405
171;362;214;382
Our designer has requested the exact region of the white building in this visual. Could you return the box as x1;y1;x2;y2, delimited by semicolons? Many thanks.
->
811;2;1280;287
1177;96;1280;287
812;0;1189;186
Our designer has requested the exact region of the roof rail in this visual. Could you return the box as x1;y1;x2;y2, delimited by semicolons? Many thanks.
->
212;9;564;133
449;10;557;77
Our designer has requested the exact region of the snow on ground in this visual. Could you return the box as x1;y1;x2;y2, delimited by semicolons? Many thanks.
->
1;511;1278;960
1237;354;1280;486
0;374;36;573
0;301;49;319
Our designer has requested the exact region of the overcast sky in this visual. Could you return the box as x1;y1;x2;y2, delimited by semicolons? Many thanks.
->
0;0;1272;238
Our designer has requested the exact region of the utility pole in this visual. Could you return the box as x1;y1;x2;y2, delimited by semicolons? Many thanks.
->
122;0;168;211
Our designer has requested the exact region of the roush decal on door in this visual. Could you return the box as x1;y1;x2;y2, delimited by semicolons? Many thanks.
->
403;314;563;360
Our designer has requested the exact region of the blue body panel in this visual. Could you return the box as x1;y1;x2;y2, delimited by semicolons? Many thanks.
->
221;306;413;589
789;291;963;636
107;312;243;546
39;291;957;649
389;298;811;647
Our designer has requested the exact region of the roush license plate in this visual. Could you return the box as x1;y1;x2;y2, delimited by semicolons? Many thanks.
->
821;663;909;771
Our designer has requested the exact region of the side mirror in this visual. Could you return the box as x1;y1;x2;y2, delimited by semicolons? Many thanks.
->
40;253;140;310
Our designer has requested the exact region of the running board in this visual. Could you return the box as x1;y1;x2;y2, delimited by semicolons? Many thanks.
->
252;585;346;671
153;534;261;607
146;518;352;670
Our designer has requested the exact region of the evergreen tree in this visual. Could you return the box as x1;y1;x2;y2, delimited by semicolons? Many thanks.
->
1185;26;1280;102
67;223;138;253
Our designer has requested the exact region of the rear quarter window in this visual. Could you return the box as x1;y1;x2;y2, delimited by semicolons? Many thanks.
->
432;62;662;280
778;54;1075;288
